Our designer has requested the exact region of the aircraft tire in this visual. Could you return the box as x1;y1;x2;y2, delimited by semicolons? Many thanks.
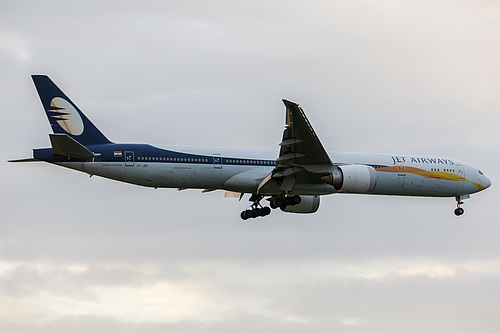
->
273;198;283;209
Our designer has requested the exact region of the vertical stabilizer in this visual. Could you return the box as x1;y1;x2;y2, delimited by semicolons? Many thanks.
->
32;75;112;145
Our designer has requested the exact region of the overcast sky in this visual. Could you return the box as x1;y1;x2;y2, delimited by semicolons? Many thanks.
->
1;1;500;332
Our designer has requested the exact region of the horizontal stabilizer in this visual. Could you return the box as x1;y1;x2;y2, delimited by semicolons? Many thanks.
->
8;158;41;163
49;133;100;159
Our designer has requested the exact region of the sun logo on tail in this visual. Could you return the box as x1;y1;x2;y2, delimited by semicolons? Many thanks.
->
48;97;84;135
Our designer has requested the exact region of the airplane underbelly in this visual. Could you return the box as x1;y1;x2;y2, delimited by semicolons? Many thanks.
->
372;172;460;197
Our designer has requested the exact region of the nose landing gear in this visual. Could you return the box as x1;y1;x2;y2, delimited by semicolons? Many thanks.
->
454;207;464;216
454;196;465;216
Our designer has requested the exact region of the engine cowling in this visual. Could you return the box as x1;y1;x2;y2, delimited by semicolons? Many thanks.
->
322;165;377;193
282;196;320;214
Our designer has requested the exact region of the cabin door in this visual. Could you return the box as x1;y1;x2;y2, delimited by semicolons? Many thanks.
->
125;151;134;166
213;154;222;169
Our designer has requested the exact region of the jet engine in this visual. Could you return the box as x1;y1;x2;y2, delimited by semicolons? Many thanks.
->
282;195;320;213
322;165;377;194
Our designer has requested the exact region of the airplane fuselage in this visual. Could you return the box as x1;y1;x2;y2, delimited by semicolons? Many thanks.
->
33;144;489;198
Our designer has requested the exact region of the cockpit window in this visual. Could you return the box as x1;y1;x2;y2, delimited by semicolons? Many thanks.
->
479;170;484;175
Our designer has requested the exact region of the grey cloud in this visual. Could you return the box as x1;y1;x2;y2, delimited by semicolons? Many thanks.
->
7;313;318;333
2;269;500;333
1;1;499;332
265;274;500;333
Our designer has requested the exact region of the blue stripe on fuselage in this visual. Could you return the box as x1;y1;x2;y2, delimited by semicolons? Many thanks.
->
33;143;278;167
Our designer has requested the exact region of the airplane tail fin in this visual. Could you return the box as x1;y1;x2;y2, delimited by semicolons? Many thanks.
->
32;75;112;145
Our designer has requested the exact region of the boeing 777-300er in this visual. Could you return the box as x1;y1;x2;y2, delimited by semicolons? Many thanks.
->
10;75;492;219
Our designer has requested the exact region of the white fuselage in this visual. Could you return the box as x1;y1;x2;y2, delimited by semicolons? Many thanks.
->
55;145;490;198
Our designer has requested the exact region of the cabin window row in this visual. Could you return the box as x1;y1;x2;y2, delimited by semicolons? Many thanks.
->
136;156;275;165
431;168;456;173
226;159;274;165
138;157;209;162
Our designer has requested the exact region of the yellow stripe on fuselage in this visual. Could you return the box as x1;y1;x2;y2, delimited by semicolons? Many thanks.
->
375;166;485;191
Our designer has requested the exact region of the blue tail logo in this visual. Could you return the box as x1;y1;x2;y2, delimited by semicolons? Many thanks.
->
32;75;111;145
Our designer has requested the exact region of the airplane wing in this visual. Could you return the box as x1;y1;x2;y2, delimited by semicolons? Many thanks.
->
278;100;333;168
259;100;334;193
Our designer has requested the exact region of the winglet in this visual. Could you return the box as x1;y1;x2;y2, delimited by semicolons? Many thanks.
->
282;99;298;127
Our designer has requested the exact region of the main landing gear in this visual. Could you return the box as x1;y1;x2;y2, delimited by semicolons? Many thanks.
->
240;206;271;220
240;194;271;220
240;193;303;220
269;194;301;210
454;196;465;216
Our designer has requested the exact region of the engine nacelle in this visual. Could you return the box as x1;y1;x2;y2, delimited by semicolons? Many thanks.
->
282;196;320;214
322;165;377;193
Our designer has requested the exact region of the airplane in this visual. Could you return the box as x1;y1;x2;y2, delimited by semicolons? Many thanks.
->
10;75;492;219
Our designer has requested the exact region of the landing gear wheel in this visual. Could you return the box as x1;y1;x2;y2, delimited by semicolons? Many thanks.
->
273;198;283;209
252;208;261;218
241;210;250;220
292;195;301;205
280;200;287;210
262;206;271;216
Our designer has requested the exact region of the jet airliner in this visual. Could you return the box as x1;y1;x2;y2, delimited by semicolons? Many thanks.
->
10;75;491;219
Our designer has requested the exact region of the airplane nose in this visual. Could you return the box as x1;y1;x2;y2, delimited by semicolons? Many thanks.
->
484;176;492;189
